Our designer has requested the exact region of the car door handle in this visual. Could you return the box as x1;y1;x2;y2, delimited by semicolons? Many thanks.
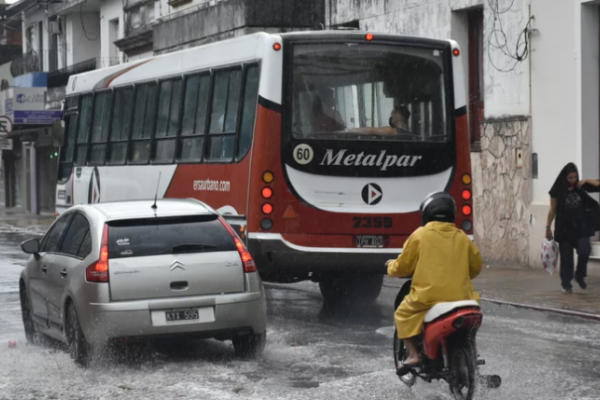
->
60;270;68;278
41;265;48;274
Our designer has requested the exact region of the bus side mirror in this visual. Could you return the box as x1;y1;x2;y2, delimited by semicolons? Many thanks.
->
52;120;65;147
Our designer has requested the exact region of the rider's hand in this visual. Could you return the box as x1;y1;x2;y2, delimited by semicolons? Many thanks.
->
385;259;394;267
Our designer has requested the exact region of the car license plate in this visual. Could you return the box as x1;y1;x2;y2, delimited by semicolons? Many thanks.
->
356;235;384;248
165;309;200;322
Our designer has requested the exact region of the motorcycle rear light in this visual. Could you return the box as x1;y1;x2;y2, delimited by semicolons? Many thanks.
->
86;224;109;283
219;217;257;273
452;316;465;329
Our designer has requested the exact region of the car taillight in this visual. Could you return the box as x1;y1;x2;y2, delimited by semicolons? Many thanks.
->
219;217;257;273
86;224;109;283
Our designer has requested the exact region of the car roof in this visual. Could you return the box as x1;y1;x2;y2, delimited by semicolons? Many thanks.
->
77;199;216;221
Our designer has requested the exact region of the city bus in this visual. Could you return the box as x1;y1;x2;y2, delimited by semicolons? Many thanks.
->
55;31;473;303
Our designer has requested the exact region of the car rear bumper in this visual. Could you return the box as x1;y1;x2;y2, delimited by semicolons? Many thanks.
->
79;291;267;346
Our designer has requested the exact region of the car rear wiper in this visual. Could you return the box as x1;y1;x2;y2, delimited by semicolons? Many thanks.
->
171;243;217;253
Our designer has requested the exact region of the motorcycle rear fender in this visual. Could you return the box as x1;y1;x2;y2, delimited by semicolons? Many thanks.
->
423;308;482;360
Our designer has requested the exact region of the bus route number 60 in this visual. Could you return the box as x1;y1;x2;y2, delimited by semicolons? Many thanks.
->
293;144;314;165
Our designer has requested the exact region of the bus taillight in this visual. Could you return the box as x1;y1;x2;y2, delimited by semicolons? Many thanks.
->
462;189;471;201
462;205;472;216
263;171;274;183
262;187;273;199
262;203;273;215
462;174;471;185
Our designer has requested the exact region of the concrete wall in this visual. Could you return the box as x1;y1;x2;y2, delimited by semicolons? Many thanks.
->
66;13;100;66
153;0;324;53
329;0;534;266
100;0;124;66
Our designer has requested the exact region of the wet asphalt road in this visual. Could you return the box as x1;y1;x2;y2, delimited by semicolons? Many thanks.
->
0;226;599;400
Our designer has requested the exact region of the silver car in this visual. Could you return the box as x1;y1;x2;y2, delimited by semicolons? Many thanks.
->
19;199;267;366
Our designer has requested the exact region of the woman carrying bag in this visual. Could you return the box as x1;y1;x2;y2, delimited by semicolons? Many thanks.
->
546;163;600;292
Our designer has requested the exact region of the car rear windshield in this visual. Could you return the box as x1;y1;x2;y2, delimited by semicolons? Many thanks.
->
107;215;236;259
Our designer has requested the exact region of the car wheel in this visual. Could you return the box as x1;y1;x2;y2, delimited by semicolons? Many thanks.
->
66;302;91;367
19;283;37;344
233;331;266;359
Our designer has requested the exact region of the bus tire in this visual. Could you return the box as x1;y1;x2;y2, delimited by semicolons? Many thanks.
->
318;274;383;304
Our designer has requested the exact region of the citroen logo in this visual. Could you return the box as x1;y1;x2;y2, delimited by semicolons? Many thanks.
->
170;260;185;271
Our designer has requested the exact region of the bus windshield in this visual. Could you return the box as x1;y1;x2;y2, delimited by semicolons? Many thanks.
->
291;42;448;142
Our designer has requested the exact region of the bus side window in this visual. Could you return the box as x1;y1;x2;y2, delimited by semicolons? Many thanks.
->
129;83;158;164
180;74;209;162
153;78;182;163
75;95;93;165
207;68;242;162
89;91;112;165
237;65;260;159
108;86;133;164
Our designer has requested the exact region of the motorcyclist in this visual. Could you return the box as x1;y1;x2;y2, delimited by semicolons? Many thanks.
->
386;191;482;376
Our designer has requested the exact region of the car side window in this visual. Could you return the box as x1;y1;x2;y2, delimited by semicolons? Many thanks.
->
59;214;90;257
77;230;92;259
41;214;74;253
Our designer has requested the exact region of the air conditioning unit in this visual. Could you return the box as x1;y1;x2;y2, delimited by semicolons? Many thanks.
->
49;18;62;35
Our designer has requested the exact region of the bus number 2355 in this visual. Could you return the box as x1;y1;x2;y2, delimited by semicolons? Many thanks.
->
353;217;393;228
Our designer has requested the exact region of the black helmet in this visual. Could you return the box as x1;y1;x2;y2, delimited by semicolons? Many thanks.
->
420;191;456;226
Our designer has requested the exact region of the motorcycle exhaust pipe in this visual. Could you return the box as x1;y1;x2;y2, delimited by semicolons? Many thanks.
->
480;374;502;389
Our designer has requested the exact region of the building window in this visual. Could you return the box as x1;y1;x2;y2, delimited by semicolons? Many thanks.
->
109;19;120;66
468;8;484;150
179;74;210;162
207;68;242;161
129;82;158;163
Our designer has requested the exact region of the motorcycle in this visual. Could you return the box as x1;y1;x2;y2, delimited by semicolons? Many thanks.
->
393;280;502;400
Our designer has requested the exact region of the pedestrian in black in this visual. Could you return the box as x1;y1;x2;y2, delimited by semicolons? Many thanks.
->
546;163;600;292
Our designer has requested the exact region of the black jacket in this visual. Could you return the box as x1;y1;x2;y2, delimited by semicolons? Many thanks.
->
553;183;600;243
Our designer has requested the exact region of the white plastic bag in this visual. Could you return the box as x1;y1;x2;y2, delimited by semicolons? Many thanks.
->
541;239;558;275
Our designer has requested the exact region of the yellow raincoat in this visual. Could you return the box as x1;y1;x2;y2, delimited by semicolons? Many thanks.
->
388;221;482;339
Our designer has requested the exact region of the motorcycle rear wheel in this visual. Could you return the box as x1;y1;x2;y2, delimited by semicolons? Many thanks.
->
449;342;477;400
392;328;417;387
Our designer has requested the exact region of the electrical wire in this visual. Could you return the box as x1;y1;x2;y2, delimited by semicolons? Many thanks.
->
79;0;100;41
487;0;534;73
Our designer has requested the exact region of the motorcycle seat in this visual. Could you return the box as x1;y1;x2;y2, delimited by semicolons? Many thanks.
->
424;300;480;323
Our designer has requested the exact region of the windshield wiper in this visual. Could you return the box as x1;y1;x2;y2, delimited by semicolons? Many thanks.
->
171;243;217;253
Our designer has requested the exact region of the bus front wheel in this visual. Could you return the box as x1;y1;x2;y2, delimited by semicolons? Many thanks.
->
318;274;383;304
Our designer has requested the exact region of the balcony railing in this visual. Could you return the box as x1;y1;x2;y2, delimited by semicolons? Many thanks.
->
48;58;97;88
10;51;41;76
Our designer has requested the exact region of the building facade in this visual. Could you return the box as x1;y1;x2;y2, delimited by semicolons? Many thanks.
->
3;0;600;269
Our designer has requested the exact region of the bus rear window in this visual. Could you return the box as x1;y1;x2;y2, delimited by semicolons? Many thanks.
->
108;216;236;259
290;43;448;142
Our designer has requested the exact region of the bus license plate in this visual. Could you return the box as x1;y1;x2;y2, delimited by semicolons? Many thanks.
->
165;309;199;322
356;235;384;248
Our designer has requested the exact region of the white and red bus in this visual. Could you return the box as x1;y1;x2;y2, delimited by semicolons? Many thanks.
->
55;31;473;302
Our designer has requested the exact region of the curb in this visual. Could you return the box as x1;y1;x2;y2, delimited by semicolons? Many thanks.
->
479;298;600;322
382;283;600;322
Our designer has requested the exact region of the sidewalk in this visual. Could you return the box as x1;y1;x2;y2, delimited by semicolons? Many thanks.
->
384;267;600;320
